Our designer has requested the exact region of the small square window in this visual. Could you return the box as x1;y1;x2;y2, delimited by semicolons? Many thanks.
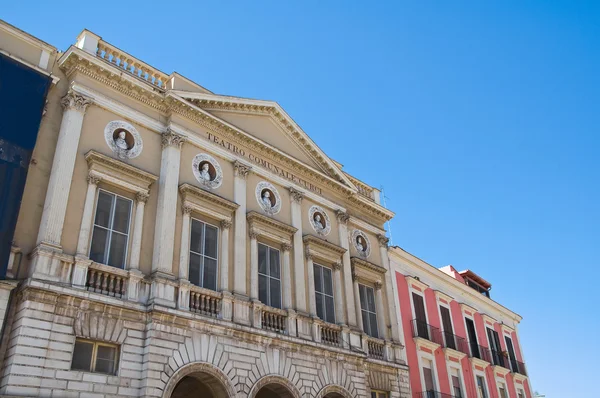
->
71;338;119;375
371;390;388;398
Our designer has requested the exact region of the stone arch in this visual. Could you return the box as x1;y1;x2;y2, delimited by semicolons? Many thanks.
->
315;384;355;398
309;359;357;397
162;362;236;398
249;375;302;398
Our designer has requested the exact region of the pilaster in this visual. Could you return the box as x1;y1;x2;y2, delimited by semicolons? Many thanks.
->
233;161;251;297
289;187;307;313
336;210;357;327
219;220;231;292
128;191;149;271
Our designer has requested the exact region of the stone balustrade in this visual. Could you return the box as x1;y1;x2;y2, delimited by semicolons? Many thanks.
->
85;263;128;298
367;337;386;360
188;286;221;318
96;41;169;89
261;306;287;334
320;323;342;347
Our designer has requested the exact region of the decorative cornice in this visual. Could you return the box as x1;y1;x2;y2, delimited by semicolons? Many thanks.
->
135;192;149;204
61;90;91;112
246;211;297;238
84;150;157;193
351;257;387;275
233;160;252;179
335;210;350;225
179;183;239;214
302;235;346;257
161;129;186;149
288;187;305;203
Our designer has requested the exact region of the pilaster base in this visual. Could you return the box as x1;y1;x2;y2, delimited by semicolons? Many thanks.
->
220;291;233;321
127;269;144;302
177;279;191;310
232;294;251;326
296;312;312;340
71;256;92;288
148;272;177;308
286;309;297;337
29;243;72;283
251;300;263;329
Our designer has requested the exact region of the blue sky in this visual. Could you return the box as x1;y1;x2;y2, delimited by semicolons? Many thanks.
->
3;1;598;396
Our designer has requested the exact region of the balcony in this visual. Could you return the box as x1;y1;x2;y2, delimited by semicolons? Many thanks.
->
442;331;469;355
509;359;528;376
367;337;386;360
490;349;511;369
414;391;457;398
412;319;443;346
469;343;493;363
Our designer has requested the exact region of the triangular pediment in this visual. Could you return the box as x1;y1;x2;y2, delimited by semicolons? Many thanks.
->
172;91;356;188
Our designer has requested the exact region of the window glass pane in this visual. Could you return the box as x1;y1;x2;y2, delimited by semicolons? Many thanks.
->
362;311;370;335
371;393;377;398
71;340;93;372
204;225;218;258
112;197;131;233
325;296;335;324
367;287;376;312
314;265;322;294
107;232;127;268
315;292;324;320
189;253;201;286
269;248;280;278
270;278;281;308
359;285;367;310
259;274;268;304
94;191;113;228
322;267;333;296
369;313;379;338
203;258;217;291
89;226;108;263
258;244;268;274
95;345;117;375
190;220;204;254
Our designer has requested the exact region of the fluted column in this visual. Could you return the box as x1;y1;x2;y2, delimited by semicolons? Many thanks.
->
374;281;387;339
378;234;400;342
37;91;91;248
282;243;292;309
178;205;192;280
75;174;101;256
305;249;317;316
151;130;186;276
332;262;346;325
233;161;251;296
219;220;231;292
352;272;364;331
289;188;307;313
336;210;357;327
249;229;259;301
128;192;148;271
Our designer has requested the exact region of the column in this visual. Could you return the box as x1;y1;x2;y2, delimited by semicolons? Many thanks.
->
282;243;292;309
233;161;251;296
151;130;186;276
178;205;192;281
375;281;387;339
289;188;307;313
332;262;346;325
219;220;231;292
249;229;259;301
128;192;149;271
336;210;357;327
37;91;91;249
75;174;100;256
378;234;400;342
305;249;317;316
352;272;364;331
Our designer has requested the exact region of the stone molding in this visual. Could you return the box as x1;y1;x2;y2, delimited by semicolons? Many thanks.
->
179;183;238;222
85;150;157;194
246;211;296;245
303;235;346;265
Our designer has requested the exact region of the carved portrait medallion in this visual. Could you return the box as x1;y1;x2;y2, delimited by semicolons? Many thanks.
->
351;229;371;258
104;120;143;160
192;153;223;189
255;181;281;215
308;205;331;236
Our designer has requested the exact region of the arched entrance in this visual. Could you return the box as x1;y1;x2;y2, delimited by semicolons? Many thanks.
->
249;375;301;398
323;393;345;398
255;383;296;398
162;362;235;398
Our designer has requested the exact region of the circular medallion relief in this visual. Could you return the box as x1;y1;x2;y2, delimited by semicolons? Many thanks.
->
308;205;331;236
104;120;143;159
255;181;281;215
192;153;223;189
351;229;371;258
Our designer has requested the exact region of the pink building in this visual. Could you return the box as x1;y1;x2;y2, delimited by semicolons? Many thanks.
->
389;247;533;398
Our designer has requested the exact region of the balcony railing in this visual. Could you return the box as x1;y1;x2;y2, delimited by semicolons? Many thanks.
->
188;286;221;318
510;359;527;376
320;323;342;347
412;319;443;346
469;343;493;363
414;391;456;398
442;331;469;355
261;307;287;334
86;263;127;298
490;349;511;369
367;337;385;360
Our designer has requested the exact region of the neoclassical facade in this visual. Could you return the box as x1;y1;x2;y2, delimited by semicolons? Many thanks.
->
0;24;410;398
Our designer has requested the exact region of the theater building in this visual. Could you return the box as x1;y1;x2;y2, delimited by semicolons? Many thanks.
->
390;247;533;398
0;22;410;398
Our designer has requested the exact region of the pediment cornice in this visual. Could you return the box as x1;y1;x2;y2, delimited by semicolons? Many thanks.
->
58;48;395;225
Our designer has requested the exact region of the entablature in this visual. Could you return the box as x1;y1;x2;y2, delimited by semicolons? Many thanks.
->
85;150;157;194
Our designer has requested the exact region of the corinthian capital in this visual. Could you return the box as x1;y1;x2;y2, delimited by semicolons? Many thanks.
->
288;187;304;204
335;210;350;225
233;160;252;179
377;234;389;248
161;129;186;149
61;91;91;112
87;174;101;186
136;191;149;204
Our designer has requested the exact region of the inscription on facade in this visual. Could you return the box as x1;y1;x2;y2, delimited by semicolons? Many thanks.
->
207;132;323;194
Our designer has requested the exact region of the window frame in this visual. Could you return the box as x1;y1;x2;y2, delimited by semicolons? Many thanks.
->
370;390;388;398
258;242;282;309
71;338;120;375
475;374;489;398
188;217;220;290
446;364;467;398
89;189;133;269
359;283;379;338
313;262;336;324
438;299;457;349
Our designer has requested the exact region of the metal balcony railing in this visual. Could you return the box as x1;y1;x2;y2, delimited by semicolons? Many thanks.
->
442;331;469;355
414;391;456;398
490;349;510;369
509;359;528;376
411;319;443;346
469;343;493;363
